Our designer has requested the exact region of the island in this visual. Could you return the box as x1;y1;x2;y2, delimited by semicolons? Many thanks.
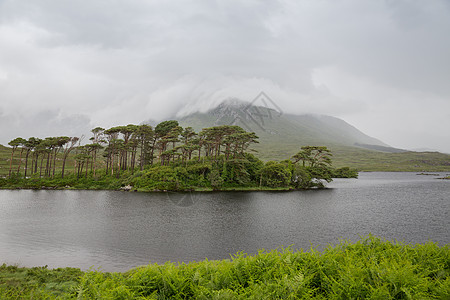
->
0;121;357;191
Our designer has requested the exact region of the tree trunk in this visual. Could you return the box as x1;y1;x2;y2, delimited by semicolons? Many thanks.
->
52;148;58;177
24;150;30;178
46;152;51;177
93;150;97;177
8;147;15;177
111;151;115;176
17;148;24;175
40;155;45;177
61;154;68;178
34;152;39;174
105;155;109;175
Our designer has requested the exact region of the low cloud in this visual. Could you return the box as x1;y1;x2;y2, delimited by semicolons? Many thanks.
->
0;0;449;152
0;109;93;143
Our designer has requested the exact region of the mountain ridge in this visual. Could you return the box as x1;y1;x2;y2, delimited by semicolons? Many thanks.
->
176;100;392;161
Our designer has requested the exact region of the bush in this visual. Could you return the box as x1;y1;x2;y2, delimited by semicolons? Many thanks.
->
132;166;188;191
259;161;291;188
331;167;359;178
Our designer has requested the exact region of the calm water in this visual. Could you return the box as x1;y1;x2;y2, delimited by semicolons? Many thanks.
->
0;172;449;271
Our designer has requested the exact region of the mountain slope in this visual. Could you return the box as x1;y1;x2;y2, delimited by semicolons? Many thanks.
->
178;100;391;161
174;100;450;171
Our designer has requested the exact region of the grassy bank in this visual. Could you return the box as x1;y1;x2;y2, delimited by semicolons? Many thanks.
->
1;236;449;299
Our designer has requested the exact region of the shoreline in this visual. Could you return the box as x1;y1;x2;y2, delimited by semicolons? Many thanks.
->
0;185;302;193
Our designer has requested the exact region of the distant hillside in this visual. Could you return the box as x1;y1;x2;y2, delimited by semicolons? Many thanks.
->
178;100;387;161
354;143;408;153
174;100;450;171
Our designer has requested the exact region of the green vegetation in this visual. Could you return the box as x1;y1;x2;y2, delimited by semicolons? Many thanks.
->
1;122;353;191
0;264;82;299
1;236;449;299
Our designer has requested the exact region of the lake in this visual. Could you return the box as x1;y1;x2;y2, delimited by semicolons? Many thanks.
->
0;172;449;272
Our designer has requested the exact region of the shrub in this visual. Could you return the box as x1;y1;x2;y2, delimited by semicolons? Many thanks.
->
259;161;291;188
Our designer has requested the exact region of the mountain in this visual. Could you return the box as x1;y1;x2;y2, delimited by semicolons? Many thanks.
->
177;99;393;161
173;99;450;171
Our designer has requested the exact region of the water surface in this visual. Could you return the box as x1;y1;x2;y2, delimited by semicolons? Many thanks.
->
0;172;448;271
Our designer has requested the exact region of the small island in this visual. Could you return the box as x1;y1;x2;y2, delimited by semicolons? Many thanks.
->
0;121;357;192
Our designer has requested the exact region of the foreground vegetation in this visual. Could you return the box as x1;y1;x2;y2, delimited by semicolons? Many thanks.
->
1;236;449;299
0;122;357;191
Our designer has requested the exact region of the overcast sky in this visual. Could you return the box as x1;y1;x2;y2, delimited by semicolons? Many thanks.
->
0;0;449;152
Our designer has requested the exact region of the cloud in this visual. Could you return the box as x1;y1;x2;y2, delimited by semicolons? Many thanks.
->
0;108;92;143
0;0;449;152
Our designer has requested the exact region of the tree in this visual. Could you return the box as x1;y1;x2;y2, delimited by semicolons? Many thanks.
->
7;137;25;177
291;146;332;168
291;146;333;188
42;137;56;177
15;138;27;175
61;137;79;178
135;124;154;170
35;139;51;177
181;127;197;162
90;127;105;177
104;127;122;175
154;120;180;165
118;124;138;170
85;143;103;176
23;137;40;178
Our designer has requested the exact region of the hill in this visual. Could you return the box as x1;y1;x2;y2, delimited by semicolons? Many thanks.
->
177;99;391;161
177;100;450;171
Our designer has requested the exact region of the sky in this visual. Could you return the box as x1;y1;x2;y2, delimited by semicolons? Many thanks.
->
0;0;449;152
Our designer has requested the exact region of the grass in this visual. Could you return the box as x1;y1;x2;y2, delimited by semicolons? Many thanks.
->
1;236;449;299
0;264;83;299
330;145;450;172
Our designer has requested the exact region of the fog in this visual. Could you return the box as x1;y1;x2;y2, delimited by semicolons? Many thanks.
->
0;0;449;152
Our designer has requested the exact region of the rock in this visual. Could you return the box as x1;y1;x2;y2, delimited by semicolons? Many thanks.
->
120;185;132;191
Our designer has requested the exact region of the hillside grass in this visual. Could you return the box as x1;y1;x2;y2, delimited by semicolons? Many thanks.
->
330;146;450;172
252;142;450;172
1;236;449;299
0;144;94;178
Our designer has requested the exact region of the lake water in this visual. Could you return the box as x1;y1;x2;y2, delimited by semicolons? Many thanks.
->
0;172;449;272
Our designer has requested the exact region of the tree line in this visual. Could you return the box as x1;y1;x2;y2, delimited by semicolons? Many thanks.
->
4;121;354;190
6;121;259;179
